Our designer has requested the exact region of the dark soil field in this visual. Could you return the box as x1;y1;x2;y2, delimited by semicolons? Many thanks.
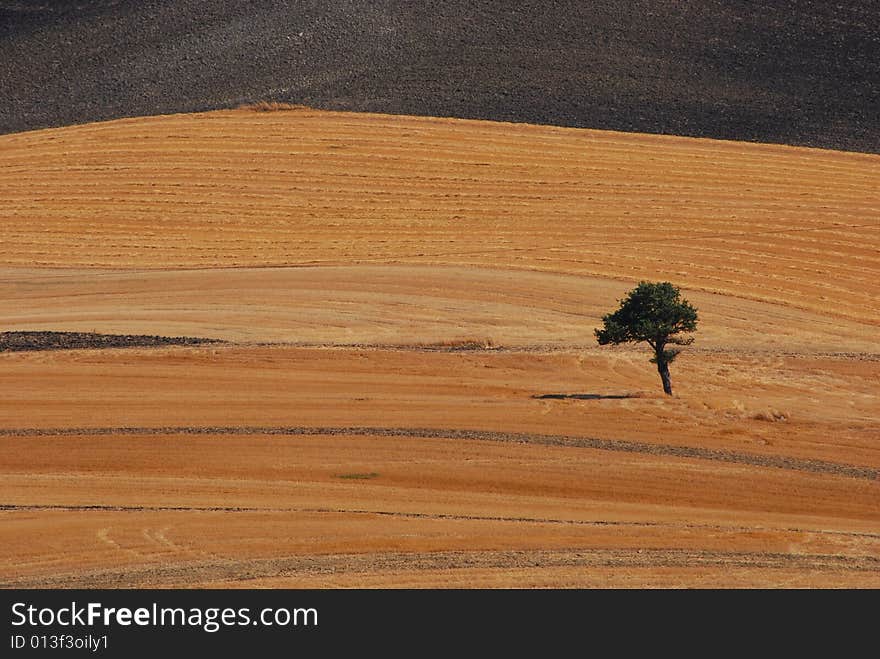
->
2;0;878;152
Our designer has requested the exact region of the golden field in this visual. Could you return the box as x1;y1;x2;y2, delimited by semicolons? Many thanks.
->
0;108;877;587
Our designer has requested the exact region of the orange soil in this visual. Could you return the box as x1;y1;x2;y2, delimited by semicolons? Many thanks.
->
0;109;877;588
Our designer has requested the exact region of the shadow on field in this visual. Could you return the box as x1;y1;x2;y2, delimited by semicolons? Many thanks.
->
532;393;638;401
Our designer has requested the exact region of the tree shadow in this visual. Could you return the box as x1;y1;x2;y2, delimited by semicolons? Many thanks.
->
531;393;638;400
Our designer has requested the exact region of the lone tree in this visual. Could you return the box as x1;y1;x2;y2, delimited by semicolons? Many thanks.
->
595;281;698;395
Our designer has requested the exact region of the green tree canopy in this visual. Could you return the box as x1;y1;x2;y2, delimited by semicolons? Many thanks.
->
595;281;698;395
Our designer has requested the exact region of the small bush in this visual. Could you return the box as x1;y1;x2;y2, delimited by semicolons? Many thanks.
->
237;101;312;112
414;337;496;351
752;409;789;422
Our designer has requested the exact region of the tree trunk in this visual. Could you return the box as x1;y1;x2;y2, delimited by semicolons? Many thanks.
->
656;353;673;395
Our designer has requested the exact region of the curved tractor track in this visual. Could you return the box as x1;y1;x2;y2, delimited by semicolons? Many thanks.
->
0;425;875;481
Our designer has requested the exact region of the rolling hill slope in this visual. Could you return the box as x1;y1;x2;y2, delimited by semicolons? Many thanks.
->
2;108;877;325
0;109;878;588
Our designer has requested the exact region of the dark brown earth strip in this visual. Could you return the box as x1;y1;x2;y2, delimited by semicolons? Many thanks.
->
0;426;875;481
3;335;876;361
4;549;877;589
0;331;223;352
253;342;880;360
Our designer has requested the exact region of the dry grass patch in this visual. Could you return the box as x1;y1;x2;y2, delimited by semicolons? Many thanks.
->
752;409;790;423
412;337;497;351
336;472;380;480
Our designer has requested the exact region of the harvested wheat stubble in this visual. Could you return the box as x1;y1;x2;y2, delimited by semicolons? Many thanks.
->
4;548;878;589
2;424;878;587
2;345;876;467
0;425;874;481
1;266;876;353
0;109;878;325
1;109;878;588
